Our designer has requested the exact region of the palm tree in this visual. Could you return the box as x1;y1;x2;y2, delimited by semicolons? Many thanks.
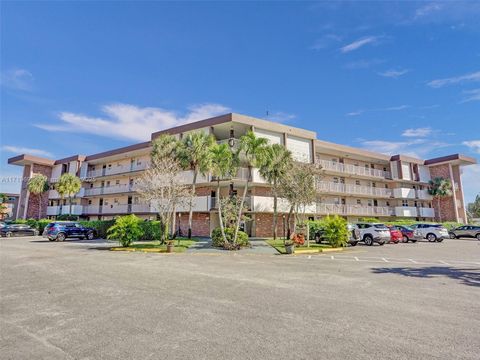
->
210;143;238;244
428;177;453;222
234;131;269;244
259;144;293;240
57;173;82;216
152;133;179;161
177;132;215;238
27;174;49;219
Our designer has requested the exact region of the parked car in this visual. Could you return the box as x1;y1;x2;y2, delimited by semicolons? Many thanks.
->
314;223;361;246
387;226;402;244
43;222;96;242
0;224;39;237
411;223;449;242
390;225;416;243
449;225;480;240
354;223;390;246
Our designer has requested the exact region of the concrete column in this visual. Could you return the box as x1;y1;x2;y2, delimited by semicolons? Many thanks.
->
448;163;459;222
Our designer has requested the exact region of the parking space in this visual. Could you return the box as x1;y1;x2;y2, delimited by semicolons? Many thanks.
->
1;236;479;360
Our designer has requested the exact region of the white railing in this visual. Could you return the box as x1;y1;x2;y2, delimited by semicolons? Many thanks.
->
47;205;83;216
86;162;150;178
84;184;136;196
48;188;84;199
418;207;435;218
316;159;391;179
417;189;433;200
395;206;418;217
316;203;394;216
393;188;416;199
316;181;393;197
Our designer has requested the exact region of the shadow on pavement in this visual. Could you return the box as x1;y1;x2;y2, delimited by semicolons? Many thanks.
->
372;266;480;287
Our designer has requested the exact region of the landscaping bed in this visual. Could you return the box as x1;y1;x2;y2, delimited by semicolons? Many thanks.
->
266;239;335;254
110;238;198;253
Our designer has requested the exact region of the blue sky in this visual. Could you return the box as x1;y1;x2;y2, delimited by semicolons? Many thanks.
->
1;1;479;202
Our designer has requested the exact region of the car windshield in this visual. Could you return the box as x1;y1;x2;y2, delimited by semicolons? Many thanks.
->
373;224;388;229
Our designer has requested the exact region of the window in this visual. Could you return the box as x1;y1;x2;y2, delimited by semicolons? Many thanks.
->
88;200;92;205
402;200;408;207
372;182;376;188
356;199;362;205
340;177;345;184
116;180;120;185
333;177;339;183
355;180;361;186
386;201;390;206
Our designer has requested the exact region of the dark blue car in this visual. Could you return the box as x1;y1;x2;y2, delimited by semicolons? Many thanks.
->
43;222;96;242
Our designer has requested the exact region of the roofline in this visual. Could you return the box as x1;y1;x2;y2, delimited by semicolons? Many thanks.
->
85;141;151;161
7;154;55;167
54;155;86;165
315;139;391;161
151;114;233;139
390;154;424;165
424;153;477;166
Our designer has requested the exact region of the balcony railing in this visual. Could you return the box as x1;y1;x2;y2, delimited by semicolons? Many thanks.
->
46;205;83;216
316;159;391;179
316;203;394;217
316;181;393;198
86;162;149;178
84;184;137;196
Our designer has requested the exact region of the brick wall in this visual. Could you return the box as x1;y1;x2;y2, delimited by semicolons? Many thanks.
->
26;164;53;219
253;213;295;238
177;212;211;237
429;164;457;222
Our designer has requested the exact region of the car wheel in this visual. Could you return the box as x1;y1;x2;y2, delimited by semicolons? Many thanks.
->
350;241;358;247
476;233;480;241
378;241;385;246
449;233;456;239
402;235;409;243
87;231;94;240
33;230;39;236
436;238;444;243
364;235;374;246
427;233;437;242
48;238;55;242
6;231;13;237
56;232;66;242
410;239;417;243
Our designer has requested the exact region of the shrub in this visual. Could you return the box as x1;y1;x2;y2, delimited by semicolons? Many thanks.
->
308;220;324;239
107;215;144;247
139;221;162;241
291;233;305;246
211;227;249;248
79;220;116;239
320;215;349;247
359;217;380;223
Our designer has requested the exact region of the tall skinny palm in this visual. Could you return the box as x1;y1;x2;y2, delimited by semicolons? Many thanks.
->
234;131;268;244
57;173;82;216
259;144;292;240
210;143;238;244
178;132;215;238
428;177;453;222
27;174;49;219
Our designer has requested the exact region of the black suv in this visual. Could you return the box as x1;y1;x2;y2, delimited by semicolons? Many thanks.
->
43;222;96;242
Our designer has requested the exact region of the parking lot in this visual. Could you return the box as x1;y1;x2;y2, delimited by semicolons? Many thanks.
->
1;236;479;360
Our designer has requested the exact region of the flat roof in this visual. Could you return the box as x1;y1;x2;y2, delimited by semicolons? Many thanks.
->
425;154;477;166
8;154;55;167
85;141;151;161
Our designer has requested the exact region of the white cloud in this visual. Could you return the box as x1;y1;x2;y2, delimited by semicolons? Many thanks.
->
340;36;379;53
310;34;342;50
1;68;34;91
414;3;444;19
463;140;480;154
36;103;230;142
461;164;480;204
345;104;409;116
360;138;450;158
344;58;385;69
266;111;296;122
2;145;53;158
378;69;410;78
402;127;433;137
427;70;480;88
460;88;480;103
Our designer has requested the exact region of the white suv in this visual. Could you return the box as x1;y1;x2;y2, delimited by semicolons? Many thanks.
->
355;223;390;246
412;224;448;242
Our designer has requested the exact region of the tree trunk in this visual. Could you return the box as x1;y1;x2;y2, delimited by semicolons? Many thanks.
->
437;197;442;222
234;167;250;245
171;205;177;242
286;205;294;242
69;195;72;215
272;179;277;240
188;170;197;239
217;180;227;244
38;193;42;220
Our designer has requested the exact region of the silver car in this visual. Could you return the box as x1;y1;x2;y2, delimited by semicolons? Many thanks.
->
449;225;480;240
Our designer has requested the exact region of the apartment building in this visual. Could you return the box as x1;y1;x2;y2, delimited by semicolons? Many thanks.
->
8;113;476;237
0;193;19;220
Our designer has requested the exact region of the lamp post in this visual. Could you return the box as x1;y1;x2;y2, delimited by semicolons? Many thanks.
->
282;214;286;240
178;212;182;237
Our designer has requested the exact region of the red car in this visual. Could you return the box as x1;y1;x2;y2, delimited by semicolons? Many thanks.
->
387;226;402;243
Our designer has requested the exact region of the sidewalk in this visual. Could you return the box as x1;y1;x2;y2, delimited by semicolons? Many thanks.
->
185;238;278;255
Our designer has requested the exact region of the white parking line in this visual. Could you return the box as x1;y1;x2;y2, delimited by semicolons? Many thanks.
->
354;256;359;261
382;258;389;263
439;260;450;265
409;259;418;264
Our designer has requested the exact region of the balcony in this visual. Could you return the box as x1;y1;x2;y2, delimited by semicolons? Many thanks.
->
316;181;393;198
46;205;83;216
86;162;149;178
48;188;85;199
394;206;418;217
316;159;391;179
84;184;136;196
418;207;435;218
317;203;394;217
417;189;433;200
393;188;416;199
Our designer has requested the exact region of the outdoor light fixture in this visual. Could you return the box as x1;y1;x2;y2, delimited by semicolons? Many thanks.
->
228;127;235;148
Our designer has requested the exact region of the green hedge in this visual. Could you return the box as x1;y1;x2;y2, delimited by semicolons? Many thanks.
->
211;227;249;248
78;220;116;238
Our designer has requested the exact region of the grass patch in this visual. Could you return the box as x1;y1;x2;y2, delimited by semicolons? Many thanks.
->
112;237;198;253
265;239;332;254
